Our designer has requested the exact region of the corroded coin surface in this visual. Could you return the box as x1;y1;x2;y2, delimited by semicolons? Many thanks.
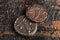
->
26;4;47;22
14;16;37;36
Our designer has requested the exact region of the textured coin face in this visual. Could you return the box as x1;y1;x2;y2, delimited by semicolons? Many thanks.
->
14;16;37;36
26;5;48;22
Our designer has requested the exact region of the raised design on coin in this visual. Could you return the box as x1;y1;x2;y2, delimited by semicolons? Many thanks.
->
26;4;48;22
14;16;38;36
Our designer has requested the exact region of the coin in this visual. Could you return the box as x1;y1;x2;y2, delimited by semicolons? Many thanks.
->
26;4;47;23
14;15;37;36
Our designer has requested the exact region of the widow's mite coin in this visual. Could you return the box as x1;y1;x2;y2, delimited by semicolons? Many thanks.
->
26;5;47;22
14;16;37;36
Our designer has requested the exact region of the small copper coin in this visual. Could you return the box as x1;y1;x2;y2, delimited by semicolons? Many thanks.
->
26;4;47;22
14;16;37;36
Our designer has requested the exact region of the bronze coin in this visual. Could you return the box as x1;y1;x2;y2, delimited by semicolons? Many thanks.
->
26;4;48;22
14;15;37;36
